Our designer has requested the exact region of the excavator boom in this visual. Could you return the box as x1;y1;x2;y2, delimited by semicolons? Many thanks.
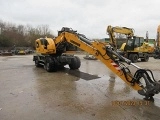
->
106;25;134;49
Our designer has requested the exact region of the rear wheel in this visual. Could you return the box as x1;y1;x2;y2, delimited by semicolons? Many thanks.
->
141;54;149;62
129;54;138;63
69;56;81;70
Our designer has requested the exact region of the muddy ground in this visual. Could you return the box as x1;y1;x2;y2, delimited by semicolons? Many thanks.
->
0;54;160;120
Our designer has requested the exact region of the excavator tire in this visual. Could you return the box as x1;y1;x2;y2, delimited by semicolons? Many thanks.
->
35;59;41;67
44;57;57;72
69;56;81;70
141;54;149;62
129;54;138;63
45;62;52;72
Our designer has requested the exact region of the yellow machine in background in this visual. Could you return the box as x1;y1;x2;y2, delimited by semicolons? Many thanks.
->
107;25;153;63
154;25;160;59
157;25;160;47
33;27;160;100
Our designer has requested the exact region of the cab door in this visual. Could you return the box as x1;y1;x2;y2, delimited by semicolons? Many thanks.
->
139;37;145;52
133;37;140;52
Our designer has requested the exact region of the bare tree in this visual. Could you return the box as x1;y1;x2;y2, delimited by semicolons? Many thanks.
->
0;20;55;48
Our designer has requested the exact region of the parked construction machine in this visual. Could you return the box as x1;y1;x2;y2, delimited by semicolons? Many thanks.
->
33;27;160;100
107;25;154;63
154;25;160;59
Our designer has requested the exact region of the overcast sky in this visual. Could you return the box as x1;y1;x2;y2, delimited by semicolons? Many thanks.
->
0;0;159;39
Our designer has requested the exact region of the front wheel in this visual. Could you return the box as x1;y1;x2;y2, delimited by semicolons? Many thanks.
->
35;59;41;67
69;56;81;70
44;57;57;72
44;62;53;72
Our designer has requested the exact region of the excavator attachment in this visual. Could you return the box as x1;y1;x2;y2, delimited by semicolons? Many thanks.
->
134;69;160;100
106;45;160;101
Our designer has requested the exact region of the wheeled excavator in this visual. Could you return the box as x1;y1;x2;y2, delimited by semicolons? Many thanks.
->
107;25;153;63
154;25;160;59
33;27;160;100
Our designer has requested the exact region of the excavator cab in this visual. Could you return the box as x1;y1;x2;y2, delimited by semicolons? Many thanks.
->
125;37;145;51
124;38;134;50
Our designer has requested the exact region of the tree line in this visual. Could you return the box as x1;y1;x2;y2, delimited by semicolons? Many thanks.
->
0;20;55;49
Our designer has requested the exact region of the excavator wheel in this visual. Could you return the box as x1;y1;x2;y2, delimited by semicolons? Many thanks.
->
45;62;52;72
58;65;65;70
69;56;81;70
44;57;57;72
141;54;149;62
129;54;138;63
35;59;41;67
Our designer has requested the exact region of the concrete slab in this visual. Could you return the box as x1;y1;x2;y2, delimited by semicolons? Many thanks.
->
0;55;160;120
